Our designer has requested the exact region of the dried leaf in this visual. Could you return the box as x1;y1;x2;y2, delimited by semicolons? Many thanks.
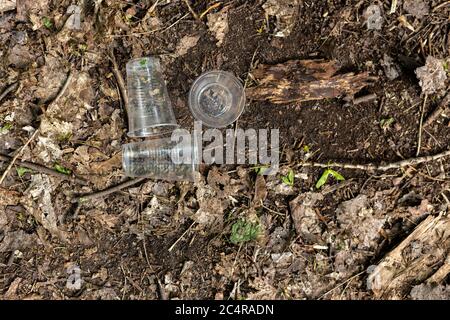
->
207;8;229;46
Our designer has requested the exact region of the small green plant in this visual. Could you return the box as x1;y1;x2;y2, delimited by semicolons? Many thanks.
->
230;219;260;244
16;167;32;178
0;123;12;134
139;59;147;66
443;61;449;72
281;169;294;186
54;164;71;175
315;168;345;189
302;145;310;153
253;165;268;175
42;17;53;29
57;132;72;142
380;117;395;130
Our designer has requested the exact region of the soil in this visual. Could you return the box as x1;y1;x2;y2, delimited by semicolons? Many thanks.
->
0;0;449;300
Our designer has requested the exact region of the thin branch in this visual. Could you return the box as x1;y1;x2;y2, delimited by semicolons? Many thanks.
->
73;177;147;202
0;71;73;185
108;52;129;112
0;129;39;185
416;94;427;156
182;0;200;21
296;149;450;171
0;82;19;104
424;92;450;127
51;71;73;106
0;153;88;185
168;221;196;252
319;270;366;299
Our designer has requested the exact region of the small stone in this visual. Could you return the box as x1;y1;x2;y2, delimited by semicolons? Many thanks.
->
364;5;383;30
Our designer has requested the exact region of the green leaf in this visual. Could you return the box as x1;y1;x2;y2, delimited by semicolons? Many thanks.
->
302;145;310;152
0;123;12;134
316;169;345;189
42;17;53;29
380;117;395;130
230;219;260;245
16;167;32;177
328;169;345;181
254;166;268;175
54;164;71;175
443;61;449;72
315;170;330;189
281;169;294;186
139;59;147;66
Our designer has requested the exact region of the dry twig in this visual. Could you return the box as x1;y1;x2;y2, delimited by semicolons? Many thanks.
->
0;82;19;104
296;149;450;172
108;52;129;112
0;129;39;185
416;94;428;156
0;153;88;185
0;71;73;185
424;92;450;127
74;177;146;202
182;0;200;21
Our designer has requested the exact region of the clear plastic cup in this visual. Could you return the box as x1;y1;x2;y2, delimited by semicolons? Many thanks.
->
126;57;178;137
122;137;199;182
189;71;246;128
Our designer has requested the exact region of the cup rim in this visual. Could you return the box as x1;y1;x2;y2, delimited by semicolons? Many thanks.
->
188;70;246;128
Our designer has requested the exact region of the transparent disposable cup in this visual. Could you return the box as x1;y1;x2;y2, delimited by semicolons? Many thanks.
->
122;137;199;182
126;57;178;137
189;71;246;128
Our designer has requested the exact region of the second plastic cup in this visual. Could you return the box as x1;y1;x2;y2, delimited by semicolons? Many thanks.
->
126;57;178;137
189;71;246;128
122;137;199;182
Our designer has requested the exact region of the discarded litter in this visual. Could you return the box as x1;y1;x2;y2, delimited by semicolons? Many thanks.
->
123;57;245;181
126;57;178;137
188;70;245;128
122;138;199;182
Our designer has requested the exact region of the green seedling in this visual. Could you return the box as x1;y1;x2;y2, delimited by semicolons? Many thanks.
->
281;169;294;186
302;145;310;153
230;219;260;245
316;168;345;189
253;165;268;175
139;59;147;66
16;167;32;178
54;164;71;175
57;132;72;142
0;123;12;134
380;117;395;130
42;17;53;29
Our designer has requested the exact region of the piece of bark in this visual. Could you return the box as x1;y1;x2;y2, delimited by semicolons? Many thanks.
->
367;214;450;299
0;0;16;13
246;59;377;104
426;255;450;285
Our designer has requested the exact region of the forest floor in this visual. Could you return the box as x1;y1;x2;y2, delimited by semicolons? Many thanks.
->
0;0;449;300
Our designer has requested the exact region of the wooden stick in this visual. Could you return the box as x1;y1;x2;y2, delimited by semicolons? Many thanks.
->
0;153;88;185
182;0;200;21
246;59;377;104
108;53;129;112
367;214;450;298
424;92;450;127
0;71;73;185
0;82;19;104
168;221;195;252
0;129;39;185
416;94;427;156
74;177;146;202
296;149;450;171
